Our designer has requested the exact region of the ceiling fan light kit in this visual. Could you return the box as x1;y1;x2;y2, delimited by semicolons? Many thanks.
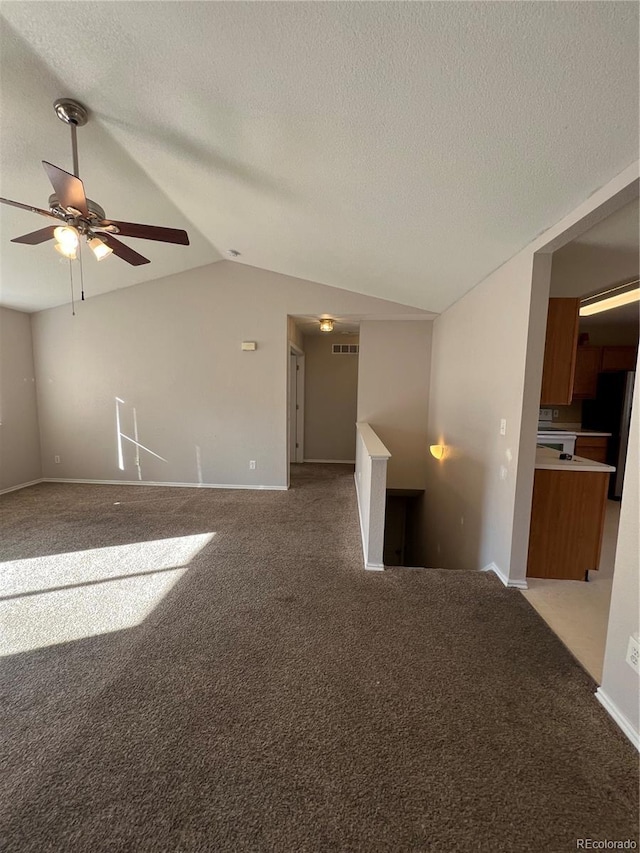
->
1;98;190;272
53;225;79;259
88;236;113;261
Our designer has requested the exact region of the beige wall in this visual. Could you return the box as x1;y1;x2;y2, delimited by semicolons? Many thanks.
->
357;320;432;490
287;316;305;352
30;261;426;488
599;352;639;742
303;334;359;461
0;307;42;491
419;252;537;572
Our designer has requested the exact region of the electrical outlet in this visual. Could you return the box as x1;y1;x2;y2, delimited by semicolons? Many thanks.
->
626;635;639;674
249;460;256;470
553;410;559;419
54;455;61;464
500;418;507;436
540;408;553;421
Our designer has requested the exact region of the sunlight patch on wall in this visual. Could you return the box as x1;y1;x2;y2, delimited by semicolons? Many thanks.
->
0;532;215;657
116;396;167;476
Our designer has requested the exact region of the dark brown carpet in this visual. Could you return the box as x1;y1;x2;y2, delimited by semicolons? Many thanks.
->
0;464;638;852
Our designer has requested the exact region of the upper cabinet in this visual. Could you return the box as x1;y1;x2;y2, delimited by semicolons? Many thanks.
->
573;346;602;399
601;345;638;372
540;298;580;405
573;345;638;399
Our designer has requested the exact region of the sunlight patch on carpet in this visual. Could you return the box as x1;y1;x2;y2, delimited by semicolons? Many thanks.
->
0;533;215;656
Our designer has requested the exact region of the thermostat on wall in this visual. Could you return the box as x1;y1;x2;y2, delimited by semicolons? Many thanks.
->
241;341;257;351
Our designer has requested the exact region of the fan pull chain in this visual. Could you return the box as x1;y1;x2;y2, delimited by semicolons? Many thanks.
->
68;260;76;316
79;241;85;301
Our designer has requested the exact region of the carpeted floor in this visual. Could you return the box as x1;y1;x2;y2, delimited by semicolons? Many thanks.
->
0;464;638;852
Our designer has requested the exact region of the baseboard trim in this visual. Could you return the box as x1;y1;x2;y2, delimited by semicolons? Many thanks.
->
595;687;640;751
303;459;356;464
42;478;287;491
482;562;528;589
0;478;44;496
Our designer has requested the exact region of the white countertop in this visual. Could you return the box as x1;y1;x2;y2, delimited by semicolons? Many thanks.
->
548;423;612;437
535;446;615;473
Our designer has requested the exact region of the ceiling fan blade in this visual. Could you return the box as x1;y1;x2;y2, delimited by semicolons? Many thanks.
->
0;196;59;220
98;233;150;266
11;226;58;245
42;161;89;217
99;220;190;245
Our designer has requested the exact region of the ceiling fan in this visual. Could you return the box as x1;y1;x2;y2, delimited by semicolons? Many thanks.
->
0;99;189;266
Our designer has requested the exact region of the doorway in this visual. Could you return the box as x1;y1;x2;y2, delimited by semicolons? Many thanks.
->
515;187;639;686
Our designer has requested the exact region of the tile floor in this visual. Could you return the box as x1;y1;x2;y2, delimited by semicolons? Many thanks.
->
521;500;620;684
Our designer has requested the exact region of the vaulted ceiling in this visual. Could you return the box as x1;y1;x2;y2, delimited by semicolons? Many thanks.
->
1;2;638;313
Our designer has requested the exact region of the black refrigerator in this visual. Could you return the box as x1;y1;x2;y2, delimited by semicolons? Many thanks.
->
583;370;635;499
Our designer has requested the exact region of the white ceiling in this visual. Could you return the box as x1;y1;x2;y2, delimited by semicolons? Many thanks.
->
1;2;638;314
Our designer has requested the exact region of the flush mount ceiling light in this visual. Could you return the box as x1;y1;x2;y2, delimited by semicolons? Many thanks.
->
1;98;190;267
319;318;334;333
579;279;640;317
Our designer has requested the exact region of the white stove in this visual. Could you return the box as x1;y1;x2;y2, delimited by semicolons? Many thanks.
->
537;423;577;454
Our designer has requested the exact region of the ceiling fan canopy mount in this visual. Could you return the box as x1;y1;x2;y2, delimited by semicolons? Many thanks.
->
53;98;89;127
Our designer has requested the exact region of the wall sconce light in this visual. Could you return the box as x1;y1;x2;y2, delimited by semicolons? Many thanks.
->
319;318;334;333
430;444;446;460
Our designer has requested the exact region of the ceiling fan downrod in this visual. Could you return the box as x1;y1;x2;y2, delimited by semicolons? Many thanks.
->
53;99;88;179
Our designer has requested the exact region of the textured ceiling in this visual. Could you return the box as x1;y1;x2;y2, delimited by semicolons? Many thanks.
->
1;2;638;313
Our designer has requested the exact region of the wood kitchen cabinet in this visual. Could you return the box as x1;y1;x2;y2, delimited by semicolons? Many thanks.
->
527;469;609;580
575;436;608;464
540;298;580;405
572;346;601;399
600;346;638;372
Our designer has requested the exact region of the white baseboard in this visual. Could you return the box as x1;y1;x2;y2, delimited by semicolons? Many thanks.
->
595;687;640;751
0;478;44;496
303;459;356;464
42;478;287;491
482;562;528;589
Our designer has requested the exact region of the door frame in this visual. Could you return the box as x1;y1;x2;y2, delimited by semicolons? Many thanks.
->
288;343;305;466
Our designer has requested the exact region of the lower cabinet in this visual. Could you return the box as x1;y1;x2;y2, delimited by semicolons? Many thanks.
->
527;469;609;581
575;436;608;464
